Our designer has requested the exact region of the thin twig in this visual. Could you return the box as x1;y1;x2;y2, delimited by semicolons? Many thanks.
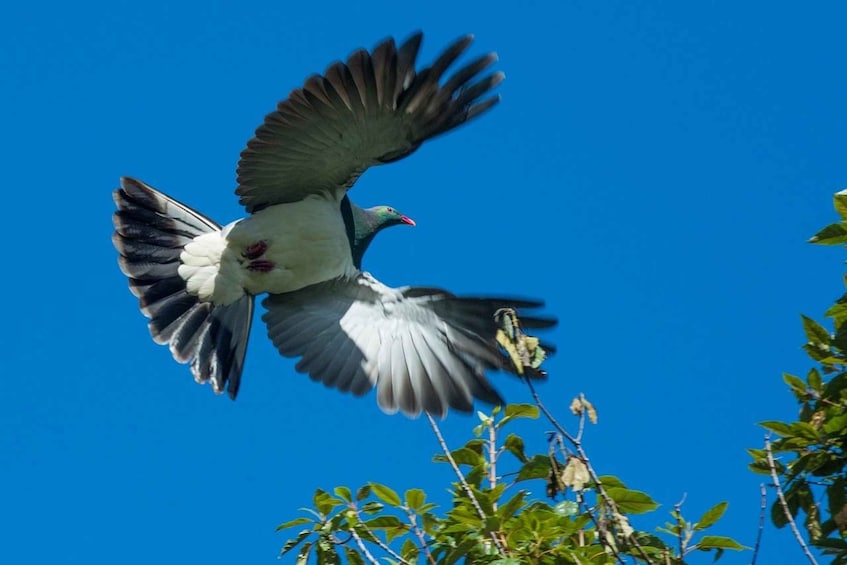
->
405;508;437;565
425;412;507;557
576;394;587;442
555;434;625;565
349;527;381;565
575;489;624;564
749;483;767;565
673;494;687;558
488;417;498;492
526;379;654;564
353;508;410;564
764;436;819;565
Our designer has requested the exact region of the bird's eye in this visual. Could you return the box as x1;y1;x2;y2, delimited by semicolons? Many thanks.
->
387;207;394;213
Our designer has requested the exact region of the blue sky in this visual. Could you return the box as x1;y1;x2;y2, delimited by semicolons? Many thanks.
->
3;1;846;563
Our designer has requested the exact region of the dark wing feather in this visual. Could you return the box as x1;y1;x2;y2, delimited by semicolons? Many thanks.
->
261;274;555;418
236;32;503;212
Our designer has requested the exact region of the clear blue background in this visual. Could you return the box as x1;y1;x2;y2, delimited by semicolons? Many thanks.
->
3;1;845;563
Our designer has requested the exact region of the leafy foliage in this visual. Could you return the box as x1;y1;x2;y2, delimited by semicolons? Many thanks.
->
278;402;742;563
749;190;847;563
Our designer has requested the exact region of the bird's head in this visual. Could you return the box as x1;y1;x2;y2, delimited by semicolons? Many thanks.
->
365;205;417;229
344;199;415;269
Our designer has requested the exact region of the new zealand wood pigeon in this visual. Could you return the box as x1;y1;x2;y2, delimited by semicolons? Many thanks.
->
112;32;555;417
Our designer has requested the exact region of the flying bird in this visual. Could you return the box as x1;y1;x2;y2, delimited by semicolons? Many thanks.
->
112;32;555;417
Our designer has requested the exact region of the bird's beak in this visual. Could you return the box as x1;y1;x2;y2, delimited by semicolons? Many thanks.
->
400;215;416;226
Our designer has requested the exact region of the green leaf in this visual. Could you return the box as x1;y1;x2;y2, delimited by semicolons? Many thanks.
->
364;515;405;530
498;490;527;520
815;537;847;550
832;326;847;358
834;191;847;220
759;420;793;436
772;492;796;528
355;484;371;501
275;517;313;531
596;475;627;489
789;421;821;441
359;501;384;514
497;404;539;428
825;302;847;327
696;535;746;551
313;489;343;516
748;457;772;475
280;529;312;557
695;501;728;530
369;483;402;507
503;433;527;463
605;487;659;514
295;541;312;565
440;536;482;565
344;547;366;565
334;486;352;503
823;372;847;398
827;477;846;518
504;403;539;419
809;222;847;245
515;454;551;482
803;342;832;363
452;447;485;467
434;447;485;467
405;488;425;511
823;412;847;434
807;368;823;392
802;315;832;346
400;538;419;561
783;373;808;397
314;535;340;565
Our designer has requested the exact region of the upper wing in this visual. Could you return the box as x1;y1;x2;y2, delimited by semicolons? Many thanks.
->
236;32;503;213
261;273;555;417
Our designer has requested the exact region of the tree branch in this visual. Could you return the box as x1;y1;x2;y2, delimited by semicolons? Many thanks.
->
404;508;437;565
673;494;687;558
349;527;381;565
526;379;654;564
425;412;507;557
764;436;819;565
749;483;767;565
488;419;498;491
352;507;410;564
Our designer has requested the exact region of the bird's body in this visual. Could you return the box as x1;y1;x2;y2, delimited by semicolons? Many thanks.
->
179;194;355;304
113;32;555;417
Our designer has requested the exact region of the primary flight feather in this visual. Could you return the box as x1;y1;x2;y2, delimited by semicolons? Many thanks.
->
112;32;555;417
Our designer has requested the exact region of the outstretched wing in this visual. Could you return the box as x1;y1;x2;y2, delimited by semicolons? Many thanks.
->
261;274;555;417
236;32;502;213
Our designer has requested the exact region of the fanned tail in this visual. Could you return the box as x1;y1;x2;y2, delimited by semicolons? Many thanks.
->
112;177;254;398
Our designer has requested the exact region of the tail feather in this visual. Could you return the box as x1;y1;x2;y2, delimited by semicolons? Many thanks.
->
112;177;254;398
